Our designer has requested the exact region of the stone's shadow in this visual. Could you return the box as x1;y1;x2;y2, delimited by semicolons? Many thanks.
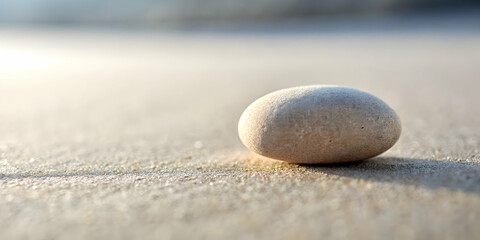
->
301;157;480;195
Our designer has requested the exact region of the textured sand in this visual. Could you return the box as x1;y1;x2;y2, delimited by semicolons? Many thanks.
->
0;28;479;240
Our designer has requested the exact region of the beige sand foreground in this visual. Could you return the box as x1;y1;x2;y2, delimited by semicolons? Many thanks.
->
0;28;479;239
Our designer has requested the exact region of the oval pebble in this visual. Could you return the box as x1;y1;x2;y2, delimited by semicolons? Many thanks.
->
238;85;401;164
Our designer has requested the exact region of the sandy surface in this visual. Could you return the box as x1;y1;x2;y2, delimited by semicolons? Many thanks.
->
0;27;479;240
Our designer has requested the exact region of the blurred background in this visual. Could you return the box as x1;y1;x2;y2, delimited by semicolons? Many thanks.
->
0;0;479;27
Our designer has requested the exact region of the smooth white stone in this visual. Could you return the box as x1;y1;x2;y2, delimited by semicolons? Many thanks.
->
238;85;401;164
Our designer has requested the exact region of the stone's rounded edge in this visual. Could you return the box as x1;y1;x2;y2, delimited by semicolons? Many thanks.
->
386;110;402;149
237;85;402;164
364;101;402;161
238;96;267;156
